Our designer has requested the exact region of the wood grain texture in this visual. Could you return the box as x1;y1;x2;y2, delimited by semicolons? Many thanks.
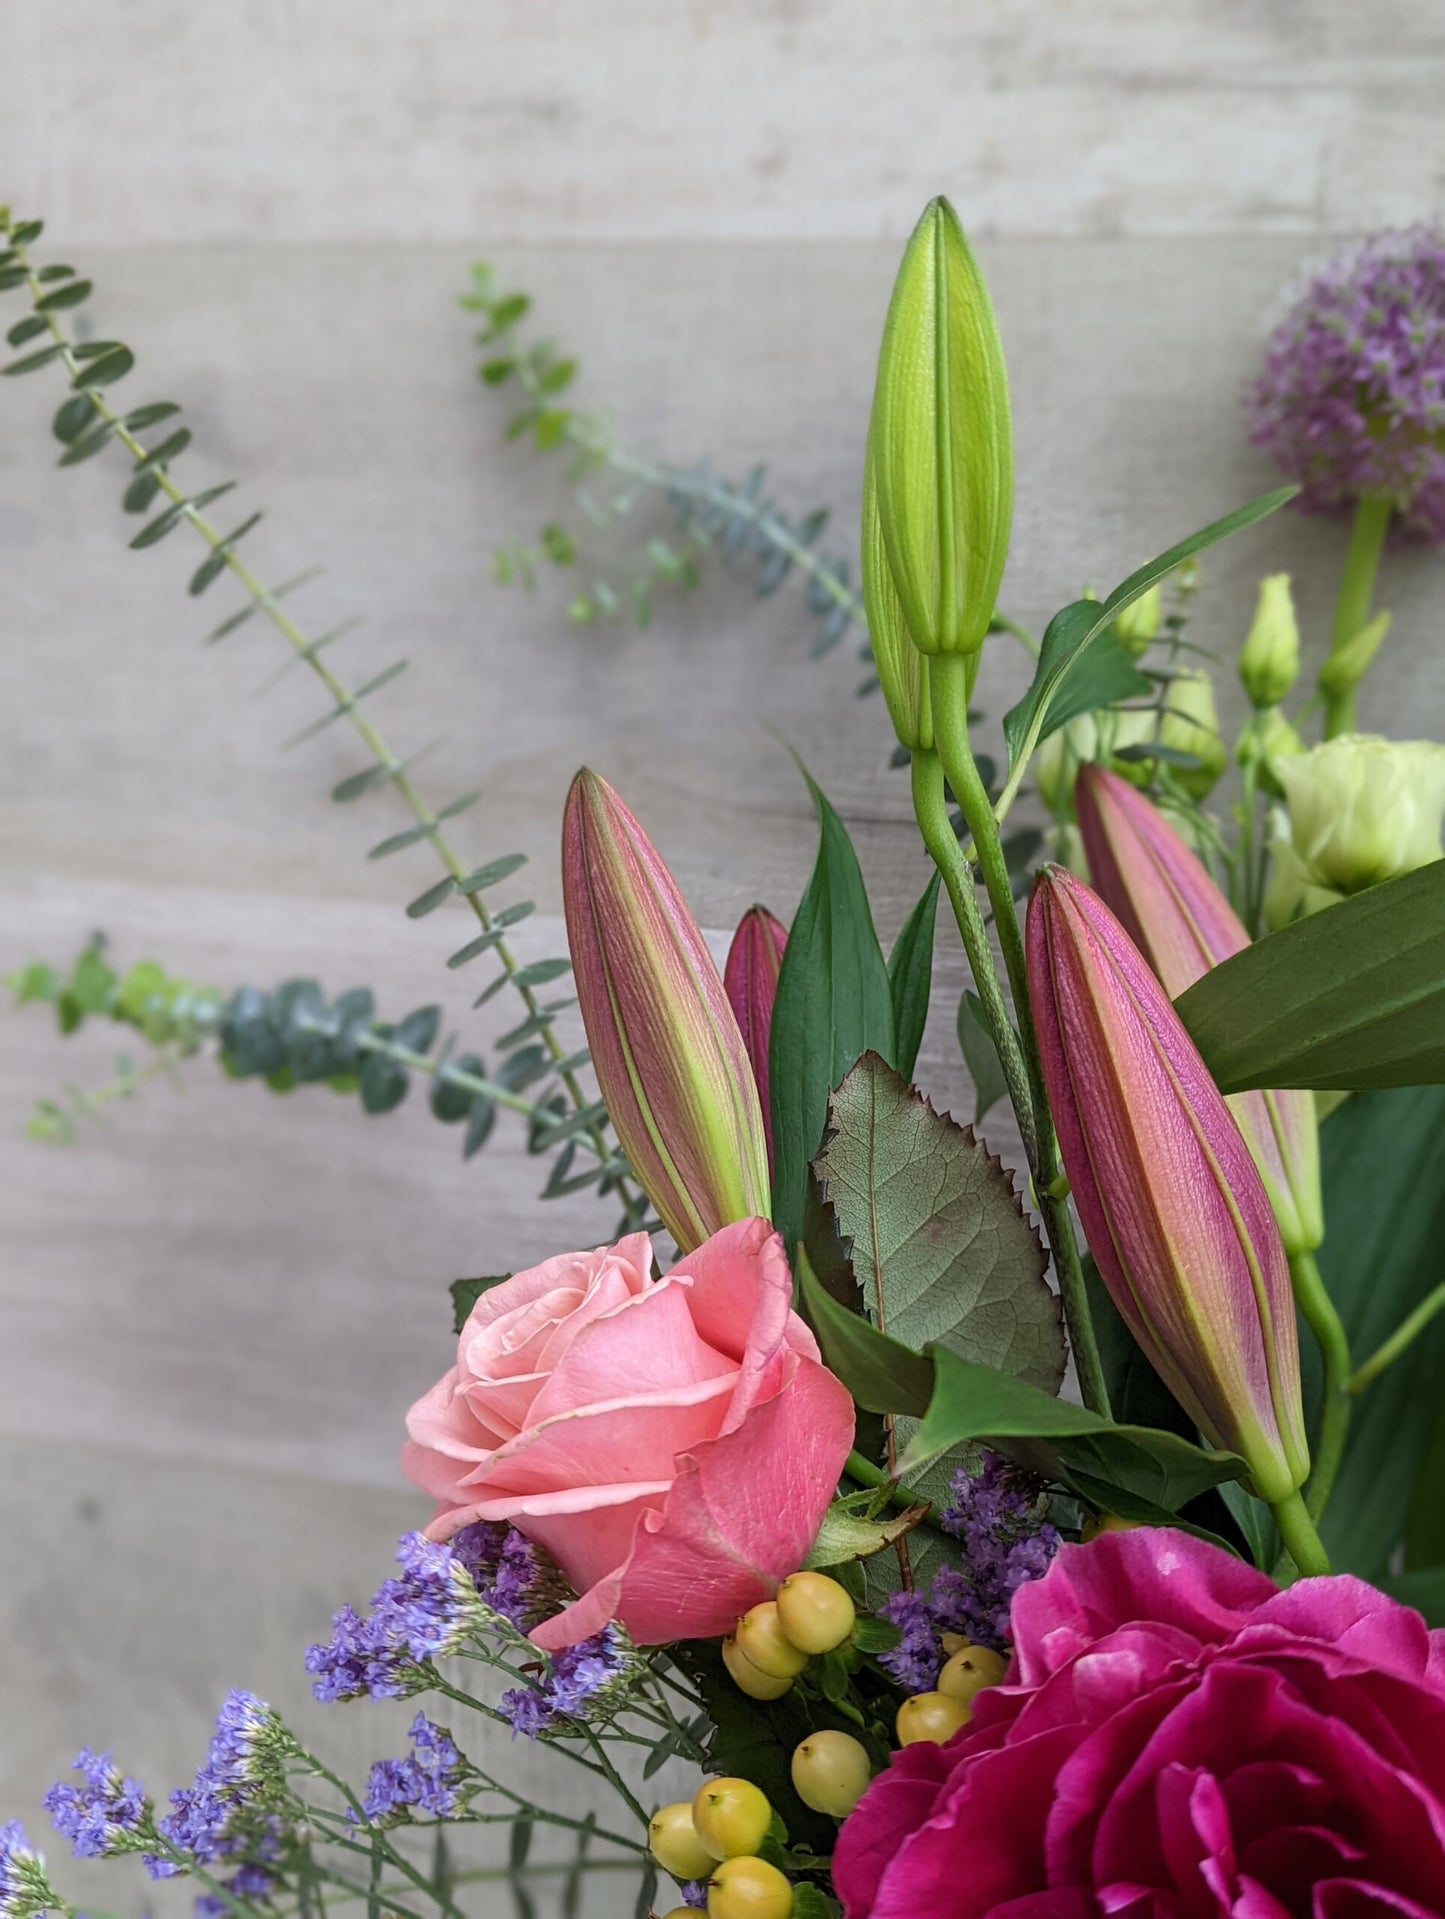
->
6;0;1444;244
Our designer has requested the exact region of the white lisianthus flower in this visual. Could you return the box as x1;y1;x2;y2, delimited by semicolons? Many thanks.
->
1265;734;1445;924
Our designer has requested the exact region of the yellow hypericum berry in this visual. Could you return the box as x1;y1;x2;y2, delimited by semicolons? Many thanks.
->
660;1910;697;1919
937;1643;1009;1708
1082;1513;1142;1543
735;1602;811;1679
648;1801;717;1882
774;1572;857;1655
722;1635;793;1701
706;1855;794;1919
790;1729;872;1817
896;1691;971;1746
692;1778;773;1862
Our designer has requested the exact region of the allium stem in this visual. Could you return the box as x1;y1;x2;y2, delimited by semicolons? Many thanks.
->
1270;1488;1331;1579
1289;1251;1352;1522
1323;494;1391;737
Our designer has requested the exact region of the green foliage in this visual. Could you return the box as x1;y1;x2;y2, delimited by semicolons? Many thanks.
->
814;1054;1064;1390
769;774;896;1251
955;988;1009;1125
884;872;940;1080
462;261;872;671
1176;864;1445;1092
0;214;645;1233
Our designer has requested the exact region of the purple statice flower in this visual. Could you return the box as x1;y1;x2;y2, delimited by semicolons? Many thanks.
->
499;1625;630;1738
934;1452;1061;1650
306;1524;538;1704
680;1883;708;1910
360;1714;468;1825
0;1823;56;1919
1247;227;1445;544
43;1750;150;1859
145;1691;292;1879
194;1858;279;1919
877;1589;942;1694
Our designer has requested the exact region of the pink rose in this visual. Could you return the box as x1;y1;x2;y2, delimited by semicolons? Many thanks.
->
836;1528;1445;1918
402;1217;854;1653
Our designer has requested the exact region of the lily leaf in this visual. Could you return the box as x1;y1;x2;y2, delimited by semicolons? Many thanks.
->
886;871;941;1081
1176;864;1445;1091
1002;486;1295;775
770;774;895;1250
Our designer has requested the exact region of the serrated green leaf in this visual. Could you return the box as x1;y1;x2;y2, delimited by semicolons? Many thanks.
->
804;1498;923;1569
451;1273;510;1332
798;1249;935;1418
770;773;896;1251
1176;864;1445;1092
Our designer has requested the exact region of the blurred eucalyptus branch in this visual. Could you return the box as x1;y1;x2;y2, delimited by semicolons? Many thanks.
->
0;212;646;1231
464;261;875;676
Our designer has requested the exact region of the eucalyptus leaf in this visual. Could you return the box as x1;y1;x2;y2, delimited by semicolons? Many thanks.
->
1176;864;1445;1091
770;773;895;1250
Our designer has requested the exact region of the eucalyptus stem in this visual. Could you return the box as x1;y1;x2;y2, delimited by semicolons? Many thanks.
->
1270;1488;1331;1578
1;221;644;1224
927;655;1110;1418
1289;1250;1352;1522
1350;1284;1445;1395
1322;494;1391;738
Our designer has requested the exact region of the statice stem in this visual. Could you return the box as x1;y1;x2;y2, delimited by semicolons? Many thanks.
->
1350;1283;1445;1395
1288;1251;1352;1522
1323;494;1391;738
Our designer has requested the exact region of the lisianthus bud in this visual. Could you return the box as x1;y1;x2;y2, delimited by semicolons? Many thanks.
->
864;196;1012;659
1026;866;1309;1501
1096;707;1160;791
562;771;771;1250
1237;704;1305;799
1032;714;1097;813
724;906;787;1170
1075;766;1322;1255
1239;573;1301;708
1158;667;1227;799
1318;609;1392;701
1113;581;1161;655
1274;734;1445;897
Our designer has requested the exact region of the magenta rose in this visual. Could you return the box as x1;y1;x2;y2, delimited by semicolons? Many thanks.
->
836;1528;1445;1917
402;1216;854;1653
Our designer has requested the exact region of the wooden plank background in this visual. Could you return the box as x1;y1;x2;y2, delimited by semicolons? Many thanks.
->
2;3;1443;1908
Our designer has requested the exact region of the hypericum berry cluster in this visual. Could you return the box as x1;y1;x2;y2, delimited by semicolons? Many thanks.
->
649;1778;794;1919
1247;226;1445;544
721;1571;856;1702
306;1522;537;1703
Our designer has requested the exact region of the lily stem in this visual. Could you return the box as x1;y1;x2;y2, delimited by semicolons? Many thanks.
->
1289;1250;1352;1522
1270;1488;1332;1578
1350;1284;1445;1395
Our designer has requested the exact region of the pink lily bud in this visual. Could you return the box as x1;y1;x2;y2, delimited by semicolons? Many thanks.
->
1075;765;1322;1255
723;905;788;1170
562;770;771;1250
1027;865;1309;1502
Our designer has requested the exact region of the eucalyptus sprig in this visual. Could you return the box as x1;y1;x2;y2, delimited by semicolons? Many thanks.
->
0;213;646;1231
463;261;871;667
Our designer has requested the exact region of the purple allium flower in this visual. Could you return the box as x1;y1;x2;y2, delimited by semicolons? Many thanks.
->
0;1823;55;1919
877;1590;942;1694
43;1750;149;1859
306;1524;538;1704
360;1714;468;1825
499;1626;630;1738
1247;227;1445;544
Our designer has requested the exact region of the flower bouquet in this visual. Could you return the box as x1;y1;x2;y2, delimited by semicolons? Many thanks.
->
4;200;1445;1918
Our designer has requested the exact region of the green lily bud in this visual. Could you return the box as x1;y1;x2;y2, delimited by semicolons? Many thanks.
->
1113;582;1162;655
1318;609;1392;701
1272;735;1445;907
864;196;1012;660
1159;667;1227;799
860;447;932;750
1239;573;1302;708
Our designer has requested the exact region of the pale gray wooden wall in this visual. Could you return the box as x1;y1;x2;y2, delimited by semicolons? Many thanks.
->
3;3;1444;1909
